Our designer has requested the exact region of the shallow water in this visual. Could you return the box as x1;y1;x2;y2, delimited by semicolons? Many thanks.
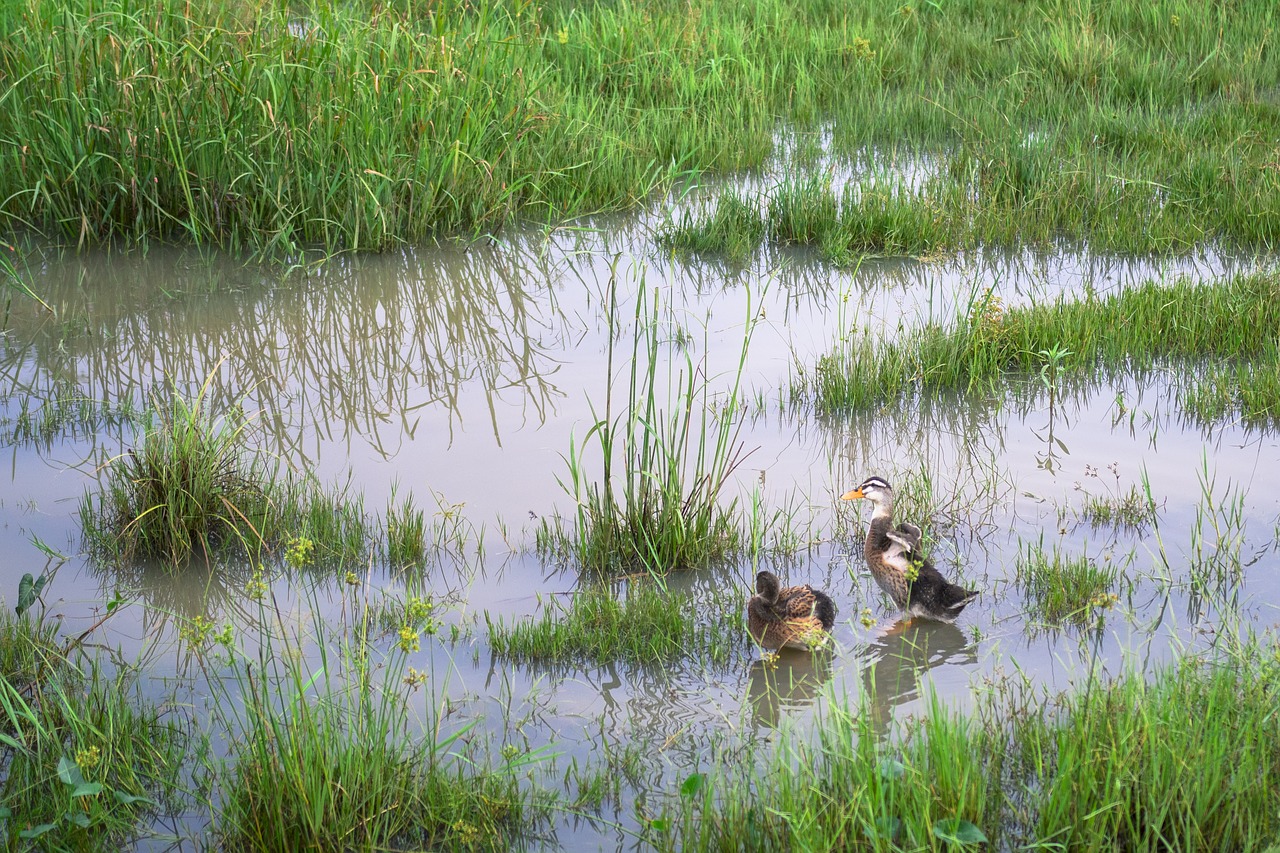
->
2;224;1278;847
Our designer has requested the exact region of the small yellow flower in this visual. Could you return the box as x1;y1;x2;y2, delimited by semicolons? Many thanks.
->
344;571;360;587
860;607;876;628
556;27;569;44
75;744;101;770
397;625;421;653
403;666;428;689
850;37;875;60
1170;14;1180;27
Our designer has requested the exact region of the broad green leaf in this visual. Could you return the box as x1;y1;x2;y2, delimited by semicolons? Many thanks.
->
933;818;988;844
871;815;902;841
57;756;86;787
113;791;156;806
15;572;35;615
71;782;104;798
877;757;906;779
18;822;57;839
68;812;92;828
679;772;706;799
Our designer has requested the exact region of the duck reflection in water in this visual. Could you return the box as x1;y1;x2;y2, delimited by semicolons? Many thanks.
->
856;616;977;739
747;647;835;729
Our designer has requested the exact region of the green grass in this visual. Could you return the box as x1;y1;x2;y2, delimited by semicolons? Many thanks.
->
204;584;536;851
487;580;743;666
537;272;753;575
76;388;461;572
1015;540;1120;627
0;613;186;850
660;643;1280;851
78;385;274;565
806;272;1280;415
3;0;1278;255
657;194;766;265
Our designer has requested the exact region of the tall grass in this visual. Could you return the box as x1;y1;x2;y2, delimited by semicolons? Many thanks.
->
201;582;536;851
807;272;1280;415
0;612;186;850
79;383;274;565
538;270;754;575
3;0;1277;253
661;643;1280;850
1014;540;1121;627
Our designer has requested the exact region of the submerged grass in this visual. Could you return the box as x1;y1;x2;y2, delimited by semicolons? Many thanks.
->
1015;540;1121;627
807;272;1280;415
663;642;1280;850
486;580;742;666
4;0;1278;254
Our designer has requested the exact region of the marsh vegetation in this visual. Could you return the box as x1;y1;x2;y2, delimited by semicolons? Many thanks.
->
2;0;1280;849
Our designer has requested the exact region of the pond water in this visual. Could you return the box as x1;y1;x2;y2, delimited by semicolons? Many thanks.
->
2;219;1277;847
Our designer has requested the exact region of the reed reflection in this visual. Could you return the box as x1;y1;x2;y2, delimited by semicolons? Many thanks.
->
5;242;570;461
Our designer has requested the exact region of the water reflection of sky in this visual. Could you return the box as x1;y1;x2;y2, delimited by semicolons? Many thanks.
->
1;226;1277;847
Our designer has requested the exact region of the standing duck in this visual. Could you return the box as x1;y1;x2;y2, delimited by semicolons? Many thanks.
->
841;476;978;622
746;571;837;651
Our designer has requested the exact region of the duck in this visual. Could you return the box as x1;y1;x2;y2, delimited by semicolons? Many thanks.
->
746;571;837;651
841;476;979;622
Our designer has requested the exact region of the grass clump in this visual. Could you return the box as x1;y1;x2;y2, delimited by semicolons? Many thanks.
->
207;587;534;851
487;581;742;667
658;195;766;265
0;614;186;850
661;643;1280;850
1015;541;1120;627
79;387;272;565
807;272;1280;415
538;274;752;576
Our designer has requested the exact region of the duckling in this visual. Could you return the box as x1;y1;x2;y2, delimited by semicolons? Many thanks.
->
841;476;978;622
746;571;837;651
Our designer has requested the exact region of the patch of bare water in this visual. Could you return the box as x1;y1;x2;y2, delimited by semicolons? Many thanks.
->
1;228;1277;847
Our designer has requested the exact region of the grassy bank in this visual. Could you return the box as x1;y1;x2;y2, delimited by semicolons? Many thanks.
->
2;0;1277;254
805;271;1280;417
661;642;1280;850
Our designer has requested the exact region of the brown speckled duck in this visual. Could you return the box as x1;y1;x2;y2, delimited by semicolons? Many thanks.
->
746;571;837;651
841;476;979;622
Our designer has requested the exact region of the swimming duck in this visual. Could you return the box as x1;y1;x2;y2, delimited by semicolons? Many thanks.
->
746;571;837;651
841;476;978;622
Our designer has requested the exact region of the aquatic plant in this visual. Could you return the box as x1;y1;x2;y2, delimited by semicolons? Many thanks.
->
807;272;1280;416
79;383;274;565
205;582;535;851
0;612;186;850
486;580;743;666
1015;540;1121;627
539;271;755;575
658;641;1280;850
4;0;1278;254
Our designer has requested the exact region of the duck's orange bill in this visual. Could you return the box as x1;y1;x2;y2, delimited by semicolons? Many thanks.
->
840;488;865;500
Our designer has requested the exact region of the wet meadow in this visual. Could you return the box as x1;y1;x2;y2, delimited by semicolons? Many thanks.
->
2;0;1280;849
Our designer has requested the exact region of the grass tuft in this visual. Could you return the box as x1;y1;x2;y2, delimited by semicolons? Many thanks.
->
487;580;743;667
1015;541;1120;627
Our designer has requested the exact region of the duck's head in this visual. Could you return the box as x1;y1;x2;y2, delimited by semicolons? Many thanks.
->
840;476;894;506
755;570;781;602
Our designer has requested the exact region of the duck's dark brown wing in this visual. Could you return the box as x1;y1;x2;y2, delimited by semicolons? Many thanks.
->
909;559;979;616
778;585;838;630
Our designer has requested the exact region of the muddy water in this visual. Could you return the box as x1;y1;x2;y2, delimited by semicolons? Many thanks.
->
1;230;1277;848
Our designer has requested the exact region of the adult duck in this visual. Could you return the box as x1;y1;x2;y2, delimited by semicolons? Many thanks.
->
841;476;978;622
746;571;837;651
